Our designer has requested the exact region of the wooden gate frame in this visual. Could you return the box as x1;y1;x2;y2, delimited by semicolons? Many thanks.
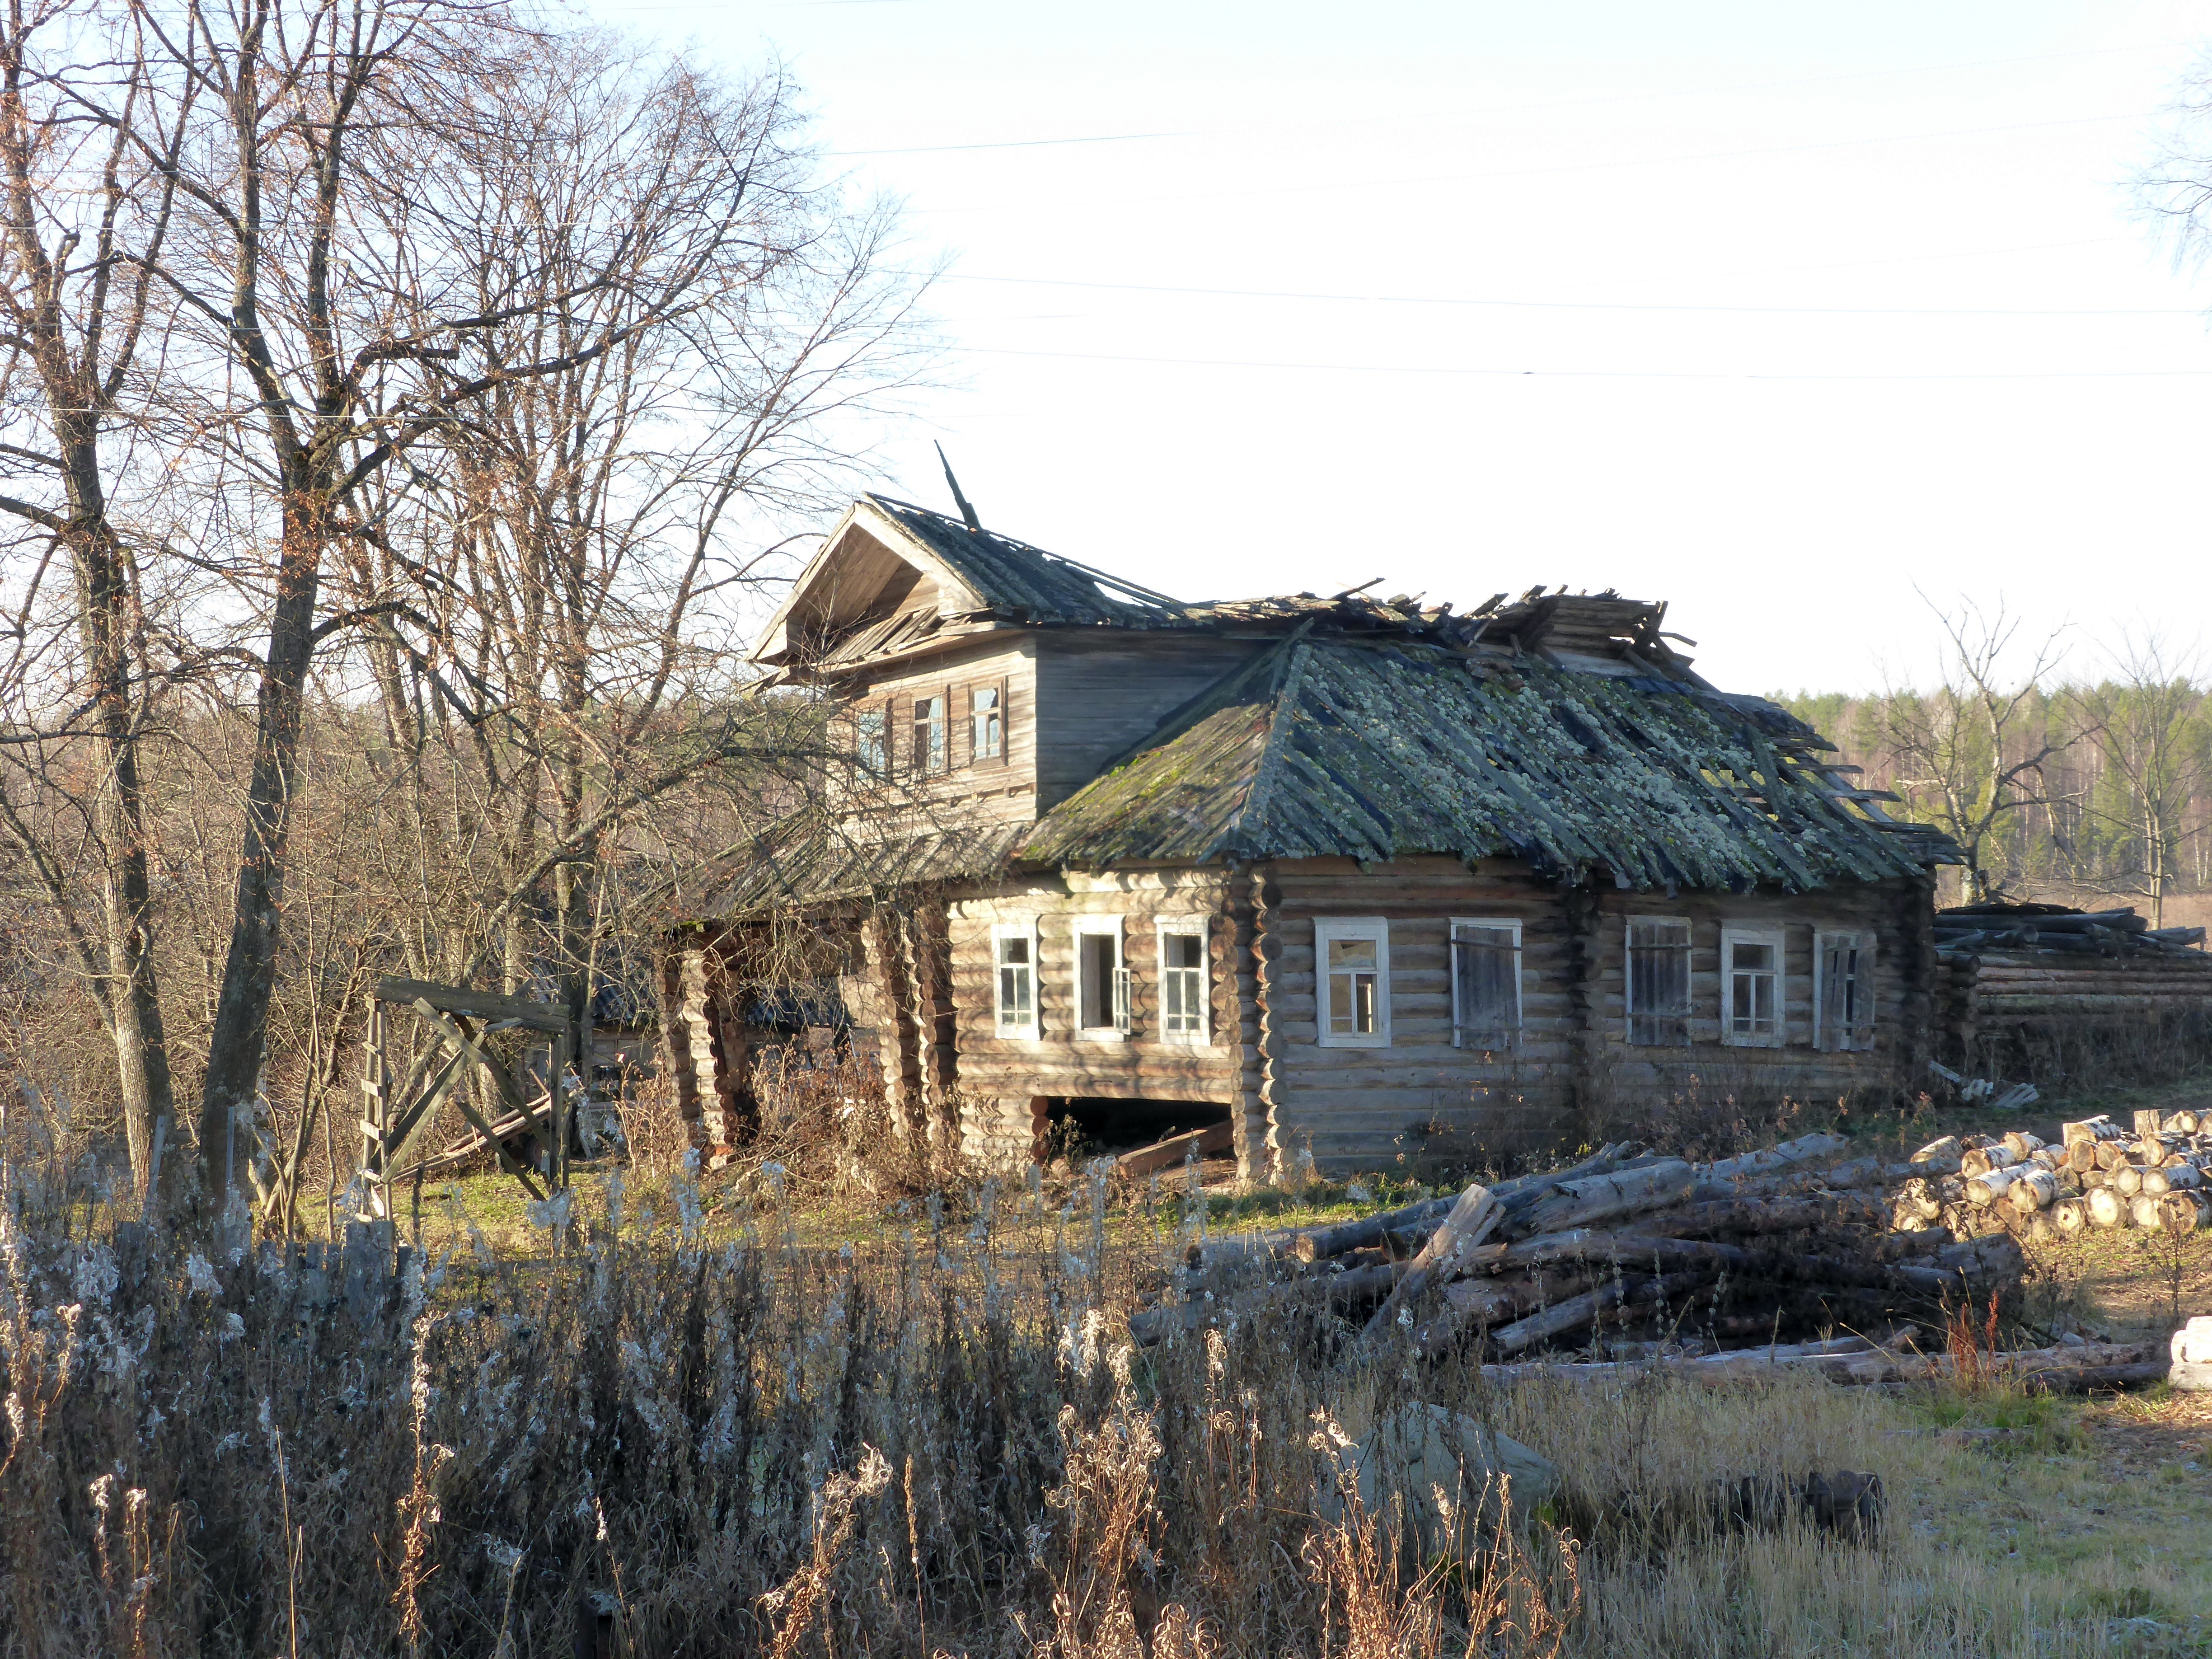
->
358;976;576;1218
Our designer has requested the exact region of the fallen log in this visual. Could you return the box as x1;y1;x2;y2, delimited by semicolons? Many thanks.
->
1129;1261;1401;1345
1477;1340;2154;1389
1355;1180;1502;1346
1413;1267;1604;1357
1286;1142;1637;1262
1486;1268;1715;1356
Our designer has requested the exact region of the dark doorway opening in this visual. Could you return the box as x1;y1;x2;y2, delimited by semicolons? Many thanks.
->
1048;1096;1230;1156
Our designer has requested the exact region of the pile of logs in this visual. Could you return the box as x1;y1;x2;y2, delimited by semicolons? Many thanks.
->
1933;902;2207;957
1896;1109;2212;1237
1134;1133;2027;1362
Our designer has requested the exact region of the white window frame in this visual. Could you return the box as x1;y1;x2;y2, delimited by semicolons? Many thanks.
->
1072;915;1127;1042
1814;928;1875;1052
991;921;1039;1038
1314;917;1391;1049
1449;917;1523;1050
1155;919;1211;1045
1720;923;1787;1049
1625;916;1693;1047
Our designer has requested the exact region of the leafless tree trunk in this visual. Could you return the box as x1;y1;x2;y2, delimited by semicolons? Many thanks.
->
1879;597;2067;903
0;0;187;1196
2067;636;2210;929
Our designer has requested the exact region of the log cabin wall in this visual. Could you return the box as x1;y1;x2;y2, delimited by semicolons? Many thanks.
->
1578;876;1925;1111
1031;636;1264;812
1257;859;1929;1172
1262;855;1581;1172
938;867;1246;1165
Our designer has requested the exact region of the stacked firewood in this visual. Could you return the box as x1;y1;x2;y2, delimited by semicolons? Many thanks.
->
1132;1134;2025;1360
1895;1109;2212;1237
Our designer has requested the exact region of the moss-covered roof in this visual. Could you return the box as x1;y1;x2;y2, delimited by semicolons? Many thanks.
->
1022;635;1950;889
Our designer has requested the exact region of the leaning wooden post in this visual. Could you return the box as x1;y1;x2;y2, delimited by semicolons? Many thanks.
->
358;994;390;1220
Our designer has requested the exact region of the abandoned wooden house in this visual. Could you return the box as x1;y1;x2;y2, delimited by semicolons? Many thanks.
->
663;492;1960;1176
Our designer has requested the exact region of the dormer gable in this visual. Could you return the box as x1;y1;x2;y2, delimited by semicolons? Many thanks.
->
753;493;1189;677
752;499;982;672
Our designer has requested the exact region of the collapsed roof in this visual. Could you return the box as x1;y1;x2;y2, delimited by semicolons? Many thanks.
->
703;497;1958;915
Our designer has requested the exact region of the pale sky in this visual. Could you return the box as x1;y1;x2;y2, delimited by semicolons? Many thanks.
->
582;0;2212;694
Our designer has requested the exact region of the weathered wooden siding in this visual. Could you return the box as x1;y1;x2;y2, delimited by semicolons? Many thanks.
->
844;637;1042;827
941;868;1244;1163
1579;880;1926;1103
1259;858;1926;1171
1263;857;1580;1170
1031;636;1263;811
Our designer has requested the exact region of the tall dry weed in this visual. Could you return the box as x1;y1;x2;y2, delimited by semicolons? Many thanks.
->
0;1145;2168;1659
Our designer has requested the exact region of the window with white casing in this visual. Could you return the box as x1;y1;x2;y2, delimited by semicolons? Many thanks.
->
1315;918;1390;1048
1721;925;1786;1047
1074;917;1129;1039
1450;918;1523;1050
1626;918;1692;1047
993;923;1037;1036
1814;929;1875;1051
1157;921;1209;1044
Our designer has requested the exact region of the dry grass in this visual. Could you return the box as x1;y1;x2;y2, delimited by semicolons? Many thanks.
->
6;1137;2211;1659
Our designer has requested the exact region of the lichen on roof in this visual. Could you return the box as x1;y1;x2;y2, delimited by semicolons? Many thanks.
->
1020;635;1954;890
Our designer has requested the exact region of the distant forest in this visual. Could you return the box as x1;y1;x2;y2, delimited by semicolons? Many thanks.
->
1773;667;2212;919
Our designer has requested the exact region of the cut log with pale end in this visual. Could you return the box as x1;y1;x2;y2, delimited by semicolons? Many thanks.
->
1966;1167;2020;1208
2097;1142;2132;1171
2087;1186;2129;1228
2005;1168;2058;1214
1911;1135;1963;1174
2052;1196;2089;1234
2001;1131;2045;1159
2169;1109;2202;1134
1961;1145;2019;1178
2159;1192;2210;1235
2061;1116;2112;1148
2115;1165;2148;1197
2067;1141;2101;1173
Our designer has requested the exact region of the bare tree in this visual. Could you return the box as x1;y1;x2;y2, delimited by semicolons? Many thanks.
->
315;33;923;1066
2067;635;2211;928
0;0;928;1224
0;0;189;1194
1878;596;2068;903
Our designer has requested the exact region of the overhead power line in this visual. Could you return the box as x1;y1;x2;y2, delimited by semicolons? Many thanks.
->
935;271;2202;318
958;344;2212;382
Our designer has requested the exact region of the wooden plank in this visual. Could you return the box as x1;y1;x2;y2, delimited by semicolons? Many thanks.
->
1116;1121;1235;1177
408;1001;546;1200
376;975;569;1033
